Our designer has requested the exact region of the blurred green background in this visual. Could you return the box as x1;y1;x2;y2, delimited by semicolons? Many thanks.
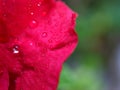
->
58;0;120;90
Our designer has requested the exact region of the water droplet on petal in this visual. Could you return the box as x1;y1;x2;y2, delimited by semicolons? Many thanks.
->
48;39;53;43
29;20;38;28
29;42;33;46
13;50;19;54
37;2;41;7
30;12;34;15
13;45;19;54
42;32;47;38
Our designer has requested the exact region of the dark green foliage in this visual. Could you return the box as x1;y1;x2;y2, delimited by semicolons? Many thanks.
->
59;0;120;89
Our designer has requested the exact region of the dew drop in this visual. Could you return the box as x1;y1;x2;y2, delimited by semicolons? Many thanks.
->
29;20;38;28
13;45;19;54
29;42;33;46
37;2;41;7
42;32;47;38
32;20;36;24
30;12;34;15
48;39;53;43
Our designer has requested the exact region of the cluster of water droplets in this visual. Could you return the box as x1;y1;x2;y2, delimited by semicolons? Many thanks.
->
29;1;48;38
29;1;45;29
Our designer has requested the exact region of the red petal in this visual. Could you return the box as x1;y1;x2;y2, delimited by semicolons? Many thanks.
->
0;0;78;90
0;68;9;90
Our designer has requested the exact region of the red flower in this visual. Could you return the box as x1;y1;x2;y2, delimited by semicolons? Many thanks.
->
0;0;78;90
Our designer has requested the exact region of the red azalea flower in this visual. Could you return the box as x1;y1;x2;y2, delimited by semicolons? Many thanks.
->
0;0;78;90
